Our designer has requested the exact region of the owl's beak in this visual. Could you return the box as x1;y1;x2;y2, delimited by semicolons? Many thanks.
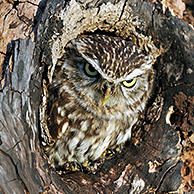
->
102;86;111;106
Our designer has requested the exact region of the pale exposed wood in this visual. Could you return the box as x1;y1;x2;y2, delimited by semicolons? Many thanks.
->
0;0;42;65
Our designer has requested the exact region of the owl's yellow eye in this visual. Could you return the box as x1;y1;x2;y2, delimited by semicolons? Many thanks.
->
84;63;98;77
123;77;137;88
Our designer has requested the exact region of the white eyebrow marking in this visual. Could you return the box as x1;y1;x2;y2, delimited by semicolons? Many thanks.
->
114;69;145;83
114;58;153;83
81;54;114;82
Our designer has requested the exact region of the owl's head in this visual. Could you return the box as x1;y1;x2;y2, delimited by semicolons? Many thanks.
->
56;35;154;119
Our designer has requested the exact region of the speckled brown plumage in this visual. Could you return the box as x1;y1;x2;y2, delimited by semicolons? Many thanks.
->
44;34;154;170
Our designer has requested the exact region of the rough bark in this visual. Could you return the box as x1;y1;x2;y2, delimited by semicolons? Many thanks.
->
0;0;194;193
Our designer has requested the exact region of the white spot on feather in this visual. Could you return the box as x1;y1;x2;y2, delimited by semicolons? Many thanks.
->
62;122;68;134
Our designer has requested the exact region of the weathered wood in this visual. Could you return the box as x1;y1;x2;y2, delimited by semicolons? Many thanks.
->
0;0;43;66
0;0;194;193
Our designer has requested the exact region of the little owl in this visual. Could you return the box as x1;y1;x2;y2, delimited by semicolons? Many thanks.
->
45;34;154;170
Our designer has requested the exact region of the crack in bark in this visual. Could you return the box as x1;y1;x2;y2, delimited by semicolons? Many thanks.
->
8;89;24;114
118;0;127;21
10;88;24;94
143;161;180;194
16;11;32;36
0;51;6;55
26;0;40;7
2;9;12;35
144;141;161;151
0;149;30;193
8;129;28;152
5;0;19;8
3;1;37;38
8;178;18;183
155;161;180;193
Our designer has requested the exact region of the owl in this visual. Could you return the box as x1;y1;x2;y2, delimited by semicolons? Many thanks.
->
45;34;154;170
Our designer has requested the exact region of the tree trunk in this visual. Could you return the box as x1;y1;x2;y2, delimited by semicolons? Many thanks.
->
0;0;194;193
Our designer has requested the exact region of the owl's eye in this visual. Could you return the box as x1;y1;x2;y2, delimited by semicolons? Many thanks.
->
123;77;137;88
84;63;98;77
